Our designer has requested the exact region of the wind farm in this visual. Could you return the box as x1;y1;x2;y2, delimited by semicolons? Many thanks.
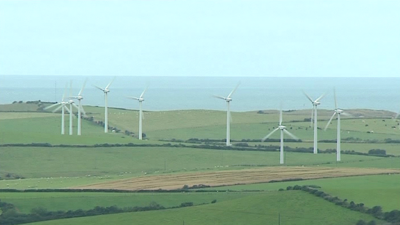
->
1;77;400;225
1;0;399;223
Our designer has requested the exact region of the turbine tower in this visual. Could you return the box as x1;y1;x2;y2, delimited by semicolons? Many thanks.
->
44;84;70;135
71;79;87;135
303;91;326;154
127;87;148;140
67;81;79;135
262;109;299;165
94;77;115;133
324;89;344;162
213;83;240;146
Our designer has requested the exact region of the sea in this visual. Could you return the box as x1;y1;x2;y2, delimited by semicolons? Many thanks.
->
0;76;399;113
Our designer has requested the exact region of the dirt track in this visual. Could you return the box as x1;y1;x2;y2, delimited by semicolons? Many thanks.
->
73;167;400;191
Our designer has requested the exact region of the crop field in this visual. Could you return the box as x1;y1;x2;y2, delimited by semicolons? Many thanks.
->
27;191;383;225
74;166;399;191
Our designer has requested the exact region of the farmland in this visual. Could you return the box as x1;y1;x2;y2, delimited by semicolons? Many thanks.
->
0;103;399;225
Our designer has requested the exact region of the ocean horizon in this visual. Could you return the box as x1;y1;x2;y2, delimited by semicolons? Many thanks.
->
1;76;399;113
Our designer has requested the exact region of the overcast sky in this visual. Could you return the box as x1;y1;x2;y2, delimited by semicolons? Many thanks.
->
0;0;399;77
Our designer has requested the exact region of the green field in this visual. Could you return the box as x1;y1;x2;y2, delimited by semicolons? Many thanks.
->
27;191;383;225
0;191;254;214
0;146;386;183
210;174;400;211
0;104;399;225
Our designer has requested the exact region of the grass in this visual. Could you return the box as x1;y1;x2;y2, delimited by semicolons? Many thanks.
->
0;106;399;225
0;191;254;214
0;146;385;181
209;174;400;211
27;191;384;225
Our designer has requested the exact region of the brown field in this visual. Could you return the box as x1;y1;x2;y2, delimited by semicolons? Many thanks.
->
73;167;400;191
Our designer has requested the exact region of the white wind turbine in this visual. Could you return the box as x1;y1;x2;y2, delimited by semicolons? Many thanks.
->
67;81;79;135
262;108;299;165
44;84;70;135
94;77;115;133
70;79;87;135
127;87;148;140
324;89;345;162
303;91;326;154
213;83;240;146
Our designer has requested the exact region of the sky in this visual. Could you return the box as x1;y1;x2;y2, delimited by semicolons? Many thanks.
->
0;0;399;77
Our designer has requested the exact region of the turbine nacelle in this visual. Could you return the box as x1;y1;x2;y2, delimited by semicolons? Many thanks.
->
278;125;286;130
336;108;344;114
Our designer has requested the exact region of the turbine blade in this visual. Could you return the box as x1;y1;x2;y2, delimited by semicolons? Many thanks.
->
227;82;240;98
64;105;71;114
212;95;226;100
310;109;314;127
342;111;351;117
140;86;148;98
72;103;79;110
324;112;337;131
262;127;280;142
44;103;60;110
127;96;140;101
302;91;314;103
62;83;68;101
279;108;283;126
78;78;87;96
69;80;73;97
52;105;63;113
283;129;300;140
93;85;105;92
80;105;87;116
334;88;337;109
316;92;327;102
106;76;116;89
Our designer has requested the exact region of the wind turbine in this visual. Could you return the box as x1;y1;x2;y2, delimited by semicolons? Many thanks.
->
127;87;148;140
94;77;115;133
262;108;299;165
71;79;87;135
44;84;70;135
67;81;79;135
213;83;240;146
324;89;344;162
303;91;326;154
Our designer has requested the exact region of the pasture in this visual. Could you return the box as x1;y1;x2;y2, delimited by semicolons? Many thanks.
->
0;104;399;225
210;174;400;211
0;146;389;183
26;191;384;225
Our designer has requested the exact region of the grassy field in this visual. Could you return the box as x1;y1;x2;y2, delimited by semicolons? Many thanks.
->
0;146;386;181
210;174;400;211
27;191;384;225
0;191;254;214
1;105;399;225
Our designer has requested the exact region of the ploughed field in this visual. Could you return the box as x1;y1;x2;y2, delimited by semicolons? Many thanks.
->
74;166;400;191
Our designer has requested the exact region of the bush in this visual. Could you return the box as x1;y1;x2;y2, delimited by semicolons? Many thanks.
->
180;202;193;207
